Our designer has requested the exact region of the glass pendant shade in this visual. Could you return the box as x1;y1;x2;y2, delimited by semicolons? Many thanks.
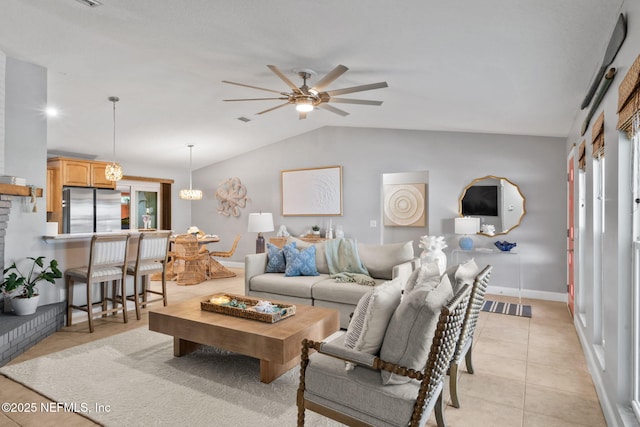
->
179;144;203;200
105;162;123;181
105;96;123;181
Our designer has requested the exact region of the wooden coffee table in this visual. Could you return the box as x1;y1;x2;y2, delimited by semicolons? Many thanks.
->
148;296;340;383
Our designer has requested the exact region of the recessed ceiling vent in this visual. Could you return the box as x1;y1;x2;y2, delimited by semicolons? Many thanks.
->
237;116;251;123
74;0;103;7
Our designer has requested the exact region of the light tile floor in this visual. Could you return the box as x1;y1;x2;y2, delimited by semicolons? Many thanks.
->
0;270;606;426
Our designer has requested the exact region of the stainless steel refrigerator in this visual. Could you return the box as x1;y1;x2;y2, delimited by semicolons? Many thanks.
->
62;187;122;233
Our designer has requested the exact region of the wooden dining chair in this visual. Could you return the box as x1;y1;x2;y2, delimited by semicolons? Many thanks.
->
206;234;241;279
173;234;209;285
65;234;130;333
126;231;171;320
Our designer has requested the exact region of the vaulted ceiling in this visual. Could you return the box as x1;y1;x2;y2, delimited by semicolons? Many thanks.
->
0;0;624;168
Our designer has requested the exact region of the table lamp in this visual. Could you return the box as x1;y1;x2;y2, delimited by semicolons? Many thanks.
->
248;212;274;253
455;217;480;250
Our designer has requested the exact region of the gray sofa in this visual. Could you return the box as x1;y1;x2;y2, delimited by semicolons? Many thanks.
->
244;238;417;329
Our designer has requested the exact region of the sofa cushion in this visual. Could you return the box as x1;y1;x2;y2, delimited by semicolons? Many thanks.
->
379;274;453;385
265;242;295;273
357;241;414;280
311;278;385;306
344;277;403;364
403;260;441;296
445;258;479;294
287;237;329;274
284;245;319;277
249;273;329;299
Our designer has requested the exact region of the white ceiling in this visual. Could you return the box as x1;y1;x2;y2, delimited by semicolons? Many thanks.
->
0;0;625;169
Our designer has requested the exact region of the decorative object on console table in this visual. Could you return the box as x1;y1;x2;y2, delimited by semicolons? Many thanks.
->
494;241;517;252
247;212;274;253
455;217;479;250
311;225;320;235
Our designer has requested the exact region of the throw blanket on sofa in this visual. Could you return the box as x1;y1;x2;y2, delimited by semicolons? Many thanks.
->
325;238;375;286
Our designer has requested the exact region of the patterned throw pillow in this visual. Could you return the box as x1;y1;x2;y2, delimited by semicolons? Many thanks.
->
343;277;403;369
283;245;319;277
265;242;296;273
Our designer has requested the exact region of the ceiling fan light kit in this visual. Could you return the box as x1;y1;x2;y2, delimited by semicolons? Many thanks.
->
223;64;388;120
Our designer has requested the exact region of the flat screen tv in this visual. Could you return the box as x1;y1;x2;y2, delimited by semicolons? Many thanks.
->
462;185;498;216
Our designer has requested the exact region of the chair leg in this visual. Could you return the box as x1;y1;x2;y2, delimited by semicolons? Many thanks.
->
133;275;141;320
449;362;460;409
161;273;168;306
86;279;94;333
465;343;474;375
120;278;128;324
435;388;446;427
65;276;73;327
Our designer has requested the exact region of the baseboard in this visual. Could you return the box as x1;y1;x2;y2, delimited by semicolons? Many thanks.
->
220;261;244;269
486;285;567;302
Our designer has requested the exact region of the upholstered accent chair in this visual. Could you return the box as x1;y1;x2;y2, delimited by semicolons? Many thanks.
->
297;284;471;427
449;264;492;408
65;234;130;333
126;231;171;320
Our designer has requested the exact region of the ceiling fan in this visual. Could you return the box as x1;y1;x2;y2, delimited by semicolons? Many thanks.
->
222;64;388;119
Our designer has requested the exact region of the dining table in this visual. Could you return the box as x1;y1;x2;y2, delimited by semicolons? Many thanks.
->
165;234;235;283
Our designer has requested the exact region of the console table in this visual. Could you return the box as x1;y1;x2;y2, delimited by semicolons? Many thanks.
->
451;248;523;301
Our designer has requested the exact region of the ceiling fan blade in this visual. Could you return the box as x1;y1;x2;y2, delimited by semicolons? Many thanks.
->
222;80;284;95
267;65;302;94
328;98;383;106
325;82;388;96
317;103;350;117
311;64;348;92
256;102;291;115
299;111;307;120
223;97;289;102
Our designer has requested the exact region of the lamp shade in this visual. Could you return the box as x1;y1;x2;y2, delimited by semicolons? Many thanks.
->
455;217;480;235
247;213;274;233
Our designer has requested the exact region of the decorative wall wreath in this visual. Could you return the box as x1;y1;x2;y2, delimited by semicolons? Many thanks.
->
215;177;250;217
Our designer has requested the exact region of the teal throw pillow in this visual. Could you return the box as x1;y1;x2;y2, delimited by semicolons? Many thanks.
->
266;242;296;273
284;245;319;277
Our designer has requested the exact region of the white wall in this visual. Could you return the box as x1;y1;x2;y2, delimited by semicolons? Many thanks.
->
192;126;566;296
565;1;640;426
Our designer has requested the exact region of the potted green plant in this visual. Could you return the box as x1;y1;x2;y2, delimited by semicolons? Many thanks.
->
311;225;320;236
1;256;62;316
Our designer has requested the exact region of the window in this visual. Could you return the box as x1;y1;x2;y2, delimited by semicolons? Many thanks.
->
117;180;162;230
632;128;640;420
592;155;606;366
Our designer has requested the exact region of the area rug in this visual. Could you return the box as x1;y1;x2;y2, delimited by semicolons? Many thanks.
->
481;300;532;318
0;328;341;426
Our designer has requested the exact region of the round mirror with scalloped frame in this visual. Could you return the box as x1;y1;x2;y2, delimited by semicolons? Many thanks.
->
458;175;526;236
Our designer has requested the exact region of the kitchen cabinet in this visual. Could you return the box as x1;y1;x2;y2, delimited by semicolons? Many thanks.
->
46;157;116;233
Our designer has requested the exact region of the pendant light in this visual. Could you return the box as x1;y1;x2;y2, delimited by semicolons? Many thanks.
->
179;144;203;200
105;96;123;181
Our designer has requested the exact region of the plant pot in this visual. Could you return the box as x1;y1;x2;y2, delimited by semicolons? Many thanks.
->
11;294;40;316
2;290;19;313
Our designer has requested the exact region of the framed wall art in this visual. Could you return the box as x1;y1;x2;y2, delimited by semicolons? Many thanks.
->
383;183;426;227
281;166;343;216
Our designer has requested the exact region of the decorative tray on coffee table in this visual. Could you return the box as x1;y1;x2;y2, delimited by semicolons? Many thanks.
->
201;293;296;323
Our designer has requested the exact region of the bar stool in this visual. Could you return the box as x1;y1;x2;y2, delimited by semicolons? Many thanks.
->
65;234;130;333
126;231;171;320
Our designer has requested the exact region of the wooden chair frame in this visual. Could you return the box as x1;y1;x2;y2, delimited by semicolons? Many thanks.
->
297;284;471;427
449;265;492;408
65;234;130;333
126;231;171;320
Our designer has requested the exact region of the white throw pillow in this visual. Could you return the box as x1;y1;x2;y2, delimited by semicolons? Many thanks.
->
445;258;480;294
403;261;441;296
343;277;403;368
379;274;454;385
